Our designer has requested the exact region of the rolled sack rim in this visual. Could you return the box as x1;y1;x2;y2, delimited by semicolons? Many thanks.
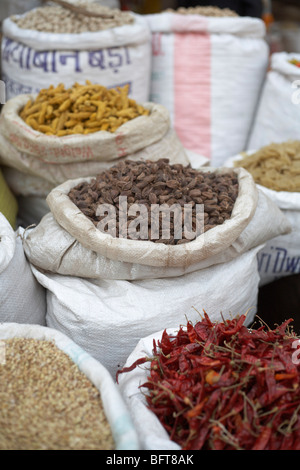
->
144;12;266;38
2;12;151;51
270;51;300;81
0;95;170;164
46;166;258;269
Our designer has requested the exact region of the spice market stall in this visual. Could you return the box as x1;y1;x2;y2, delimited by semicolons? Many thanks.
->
0;0;300;453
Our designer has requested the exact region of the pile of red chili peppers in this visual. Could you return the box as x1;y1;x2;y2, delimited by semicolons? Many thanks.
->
117;313;300;450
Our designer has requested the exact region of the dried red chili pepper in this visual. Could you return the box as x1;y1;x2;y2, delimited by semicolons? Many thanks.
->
252;426;272;450
117;314;300;450
116;356;150;382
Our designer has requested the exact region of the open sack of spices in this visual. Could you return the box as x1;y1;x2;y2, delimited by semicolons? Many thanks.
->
0;212;46;325
145;6;269;166
117;313;300;450
0;81;189;225
0;322;140;450
225;141;300;286
248;52;300;151
1;1;151;102
21;159;290;377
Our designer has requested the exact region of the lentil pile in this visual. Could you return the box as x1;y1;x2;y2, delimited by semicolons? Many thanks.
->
11;2;134;33
117;314;300;450
68;158;239;245
0;338;115;450
20;81;150;136
235;141;300;192
165;6;239;17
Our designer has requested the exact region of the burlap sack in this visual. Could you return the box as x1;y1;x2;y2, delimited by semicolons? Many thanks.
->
23;166;291;280
0;96;189;190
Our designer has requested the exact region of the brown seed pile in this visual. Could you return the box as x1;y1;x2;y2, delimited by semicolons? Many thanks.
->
11;2;134;34
164;6;239;17
0;338;115;450
68;159;239;245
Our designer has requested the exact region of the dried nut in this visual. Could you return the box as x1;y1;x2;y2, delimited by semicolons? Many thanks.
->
68;159;239;245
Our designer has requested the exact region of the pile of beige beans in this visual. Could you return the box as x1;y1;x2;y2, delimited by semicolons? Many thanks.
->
11;2;134;33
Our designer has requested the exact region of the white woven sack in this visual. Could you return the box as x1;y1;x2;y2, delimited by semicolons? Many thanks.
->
145;12;269;166
117;314;278;450
22;167;291;281
248;52;300;150
117;327;182;450
225;153;300;286
118;320;259;450
0;214;46;325
30;245;262;379
0;322;140;450
0;96;189;188
1;12;151;102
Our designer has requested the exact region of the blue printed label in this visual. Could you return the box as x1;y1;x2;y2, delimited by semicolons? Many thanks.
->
258;246;300;275
2;37;132;75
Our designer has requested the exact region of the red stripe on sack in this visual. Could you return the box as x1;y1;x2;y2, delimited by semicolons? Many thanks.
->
173;31;211;159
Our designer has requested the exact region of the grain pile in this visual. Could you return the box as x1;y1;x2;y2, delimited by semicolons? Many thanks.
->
235;141;300;192
11;2;134;33
0;338;115;450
